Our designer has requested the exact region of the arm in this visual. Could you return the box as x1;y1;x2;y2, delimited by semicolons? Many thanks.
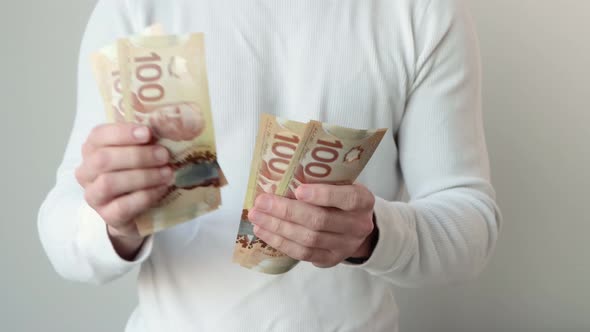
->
247;0;501;287
356;0;502;286
37;0;154;285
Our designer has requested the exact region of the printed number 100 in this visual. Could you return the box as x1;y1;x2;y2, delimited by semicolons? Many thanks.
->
305;139;343;178
134;52;165;103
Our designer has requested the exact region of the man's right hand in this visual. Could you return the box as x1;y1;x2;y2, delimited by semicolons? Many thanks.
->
75;123;173;259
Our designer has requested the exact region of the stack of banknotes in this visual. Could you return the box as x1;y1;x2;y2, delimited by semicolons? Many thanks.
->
233;114;387;274
91;25;227;236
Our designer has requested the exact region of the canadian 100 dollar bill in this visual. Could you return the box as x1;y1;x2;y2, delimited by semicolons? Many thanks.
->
116;33;226;236
238;120;387;274
277;121;387;198
232;114;308;274
91;24;164;122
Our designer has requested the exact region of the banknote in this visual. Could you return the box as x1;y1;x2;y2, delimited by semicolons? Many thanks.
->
239;120;387;274
277;121;387;198
117;33;226;235
232;114;308;274
91;24;164;122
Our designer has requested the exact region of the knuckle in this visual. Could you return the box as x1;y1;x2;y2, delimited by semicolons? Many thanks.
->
96;208;113;225
89;125;104;139
346;191;362;210
111;199;129;223
273;235;285;251
84;189;97;208
93;199;112;222
81;142;91;156
86;184;106;207
361;217;375;237
297;248;314;261
270;216;282;233
326;259;340;268
355;185;374;209
282;201;294;221
75;167;85;185
91;150;110;171
315;259;338;268
325;188;337;205
310;210;328;230
366;192;376;209
96;174;114;197
303;231;321;247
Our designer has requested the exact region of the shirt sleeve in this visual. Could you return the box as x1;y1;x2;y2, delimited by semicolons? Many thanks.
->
346;0;502;287
37;0;153;285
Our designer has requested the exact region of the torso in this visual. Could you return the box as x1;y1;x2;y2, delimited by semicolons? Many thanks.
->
127;1;423;330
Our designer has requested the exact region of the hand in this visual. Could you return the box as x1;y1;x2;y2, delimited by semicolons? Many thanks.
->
75;123;173;256
249;183;377;268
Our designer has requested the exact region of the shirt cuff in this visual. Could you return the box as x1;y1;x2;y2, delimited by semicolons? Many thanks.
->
342;196;416;275
75;202;154;273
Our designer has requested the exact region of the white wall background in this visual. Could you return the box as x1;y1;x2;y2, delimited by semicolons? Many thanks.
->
1;1;588;331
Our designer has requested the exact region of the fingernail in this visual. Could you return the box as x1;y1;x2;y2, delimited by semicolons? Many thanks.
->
133;127;149;141
160;167;172;178
297;186;312;201
154;147;169;162
256;195;272;212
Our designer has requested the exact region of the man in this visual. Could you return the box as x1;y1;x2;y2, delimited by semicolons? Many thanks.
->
38;0;501;331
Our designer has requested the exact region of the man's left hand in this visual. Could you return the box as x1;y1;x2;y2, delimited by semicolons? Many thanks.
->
249;183;377;268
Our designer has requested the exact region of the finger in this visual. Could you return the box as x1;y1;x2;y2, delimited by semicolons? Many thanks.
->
75;165;91;188
98;185;169;228
252;225;335;264
249;209;345;250
80;145;170;182
313;261;340;269
85;167;173;207
87;123;152;148
295;183;375;212
107;221;140;239
254;194;353;234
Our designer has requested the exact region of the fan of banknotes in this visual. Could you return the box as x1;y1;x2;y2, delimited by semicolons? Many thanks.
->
90;25;387;274
91;25;227;236
233;114;387;274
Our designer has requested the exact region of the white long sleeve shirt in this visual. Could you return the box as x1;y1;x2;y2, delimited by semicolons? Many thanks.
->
38;0;501;331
